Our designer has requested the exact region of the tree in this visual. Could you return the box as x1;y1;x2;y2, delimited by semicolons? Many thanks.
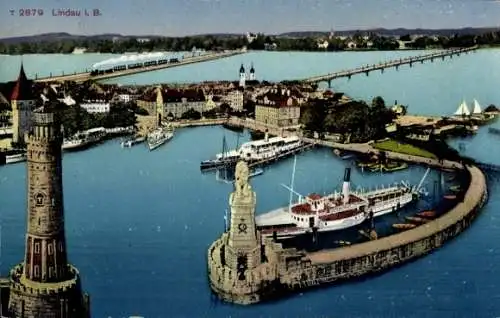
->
399;34;411;42
219;103;231;114
371;96;386;110
180;108;201;120
243;100;255;115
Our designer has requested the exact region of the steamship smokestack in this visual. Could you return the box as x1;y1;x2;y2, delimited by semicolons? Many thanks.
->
342;168;351;204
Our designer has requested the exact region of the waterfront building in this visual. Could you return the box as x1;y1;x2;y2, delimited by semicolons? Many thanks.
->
162;88;206;119
254;89;301;127
136;89;159;115
10;64;36;144
137;87;206;118
4;105;90;317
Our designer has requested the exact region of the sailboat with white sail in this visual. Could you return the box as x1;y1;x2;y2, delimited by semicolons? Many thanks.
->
472;99;482;116
454;100;470;117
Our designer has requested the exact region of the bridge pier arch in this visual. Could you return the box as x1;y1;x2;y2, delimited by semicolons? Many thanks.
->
395;65;399;70
380;68;384;74
347;74;351;80
420;59;424;64
365;71;370;76
327;79;332;88
409;62;412;68
442;56;445;60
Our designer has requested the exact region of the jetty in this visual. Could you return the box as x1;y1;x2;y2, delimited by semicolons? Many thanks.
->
300;46;478;86
207;159;487;305
34;50;244;83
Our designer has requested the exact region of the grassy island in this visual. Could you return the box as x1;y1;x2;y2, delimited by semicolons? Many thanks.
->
373;139;437;159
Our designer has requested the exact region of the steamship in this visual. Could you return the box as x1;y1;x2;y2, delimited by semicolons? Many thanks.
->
200;133;303;170
62;127;107;151
256;159;429;239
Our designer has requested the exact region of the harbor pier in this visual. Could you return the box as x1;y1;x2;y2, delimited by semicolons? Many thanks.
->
207;160;487;305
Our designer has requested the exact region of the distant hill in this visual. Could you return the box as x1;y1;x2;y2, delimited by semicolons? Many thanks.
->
0;33;166;44
1;28;499;44
278;27;500;37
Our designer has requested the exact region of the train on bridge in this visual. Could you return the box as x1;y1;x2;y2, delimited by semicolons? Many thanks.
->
87;50;211;76
89;57;182;76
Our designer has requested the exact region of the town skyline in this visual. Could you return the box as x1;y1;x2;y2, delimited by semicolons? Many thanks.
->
1;0;500;38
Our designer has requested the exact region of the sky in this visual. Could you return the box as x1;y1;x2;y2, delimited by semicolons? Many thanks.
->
1;0;500;38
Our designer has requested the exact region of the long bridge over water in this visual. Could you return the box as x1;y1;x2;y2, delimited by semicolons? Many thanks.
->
34;50;245;83
300;46;478;86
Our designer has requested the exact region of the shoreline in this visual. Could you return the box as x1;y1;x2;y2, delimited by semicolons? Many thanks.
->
2;46;496;56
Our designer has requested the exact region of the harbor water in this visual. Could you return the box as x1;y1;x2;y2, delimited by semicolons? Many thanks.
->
0;50;500;317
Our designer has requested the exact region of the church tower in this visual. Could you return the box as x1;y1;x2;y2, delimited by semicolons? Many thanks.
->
10;63;36;145
8;105;90;317
225;161;261;280
239;64;246;88
249;63;255;81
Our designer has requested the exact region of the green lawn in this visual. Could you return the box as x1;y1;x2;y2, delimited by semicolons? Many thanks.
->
373;139;437;159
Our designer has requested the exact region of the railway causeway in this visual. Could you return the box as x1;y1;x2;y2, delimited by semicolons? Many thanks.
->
300;46;478;86
34;50;245;83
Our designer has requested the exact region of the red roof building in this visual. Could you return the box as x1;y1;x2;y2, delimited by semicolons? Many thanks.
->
11;63;35;101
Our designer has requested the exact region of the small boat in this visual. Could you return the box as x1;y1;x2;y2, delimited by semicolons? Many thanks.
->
392;223;416;230
449;185;461;193
444;195;457;200
121;135;146;148
357;161;378;168
417;210;436;218
333;149;355;160
358;229;378;240
405;216;429;224
147;125;174;151
334;240;352;246
382;162;408;172
250;167;264;178
62;127;107;151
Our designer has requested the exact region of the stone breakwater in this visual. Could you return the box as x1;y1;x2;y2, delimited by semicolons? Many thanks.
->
207;164;488;305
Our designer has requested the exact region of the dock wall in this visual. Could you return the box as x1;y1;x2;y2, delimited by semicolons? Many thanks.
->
279;165;487;292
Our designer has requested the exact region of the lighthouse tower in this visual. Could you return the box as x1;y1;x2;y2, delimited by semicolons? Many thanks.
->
239;64;246;87
8;105;90;317
249;63;256;81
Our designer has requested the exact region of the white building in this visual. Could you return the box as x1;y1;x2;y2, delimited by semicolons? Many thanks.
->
246;32;258;43
238;63;256;87
80;100;111;113
223;90;244;111
317;40;329;49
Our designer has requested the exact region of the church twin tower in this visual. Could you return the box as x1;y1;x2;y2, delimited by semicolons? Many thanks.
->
4;97;90;316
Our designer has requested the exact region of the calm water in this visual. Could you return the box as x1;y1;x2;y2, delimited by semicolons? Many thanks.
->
0;51;499;317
